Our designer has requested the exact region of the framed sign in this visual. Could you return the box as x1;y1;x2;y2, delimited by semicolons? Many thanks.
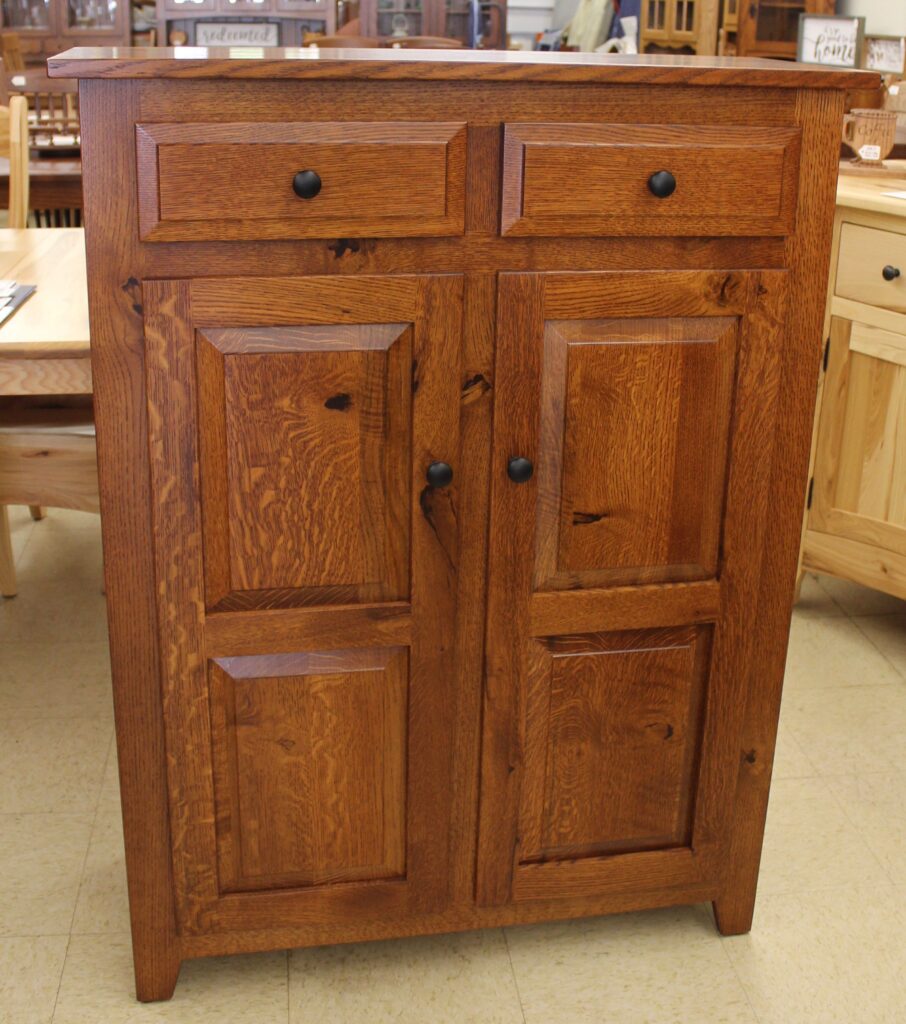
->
797;15;865;69
864;35;906;75
195;20;280;45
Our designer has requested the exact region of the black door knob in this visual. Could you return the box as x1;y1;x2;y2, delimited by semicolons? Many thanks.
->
426;461;453;487
882;265;901;281
507;456;534;483
292;170;322;200
648;170;677;199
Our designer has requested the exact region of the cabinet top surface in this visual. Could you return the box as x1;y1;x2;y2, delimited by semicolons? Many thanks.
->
47;46;877;89
837;168;906;218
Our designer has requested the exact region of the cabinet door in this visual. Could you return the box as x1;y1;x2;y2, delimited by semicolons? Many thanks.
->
477;270;789;906
143;274;462;934
808;315;906;595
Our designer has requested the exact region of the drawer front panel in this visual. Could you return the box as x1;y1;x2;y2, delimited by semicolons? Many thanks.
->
836;222;906;314
501;123;801;237
136;121;466;242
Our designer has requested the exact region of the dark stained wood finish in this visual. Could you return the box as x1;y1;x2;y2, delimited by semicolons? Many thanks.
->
70;52;850;1000
210;648;408;893
476;269;790;907
136;121;466;241
196;323;411;610
502;124;800;237
49;46;879;89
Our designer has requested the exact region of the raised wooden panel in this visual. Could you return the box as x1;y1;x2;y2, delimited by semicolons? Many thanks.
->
519;627;709;864
534;316;738;589
136;121;467;242
501;123;800;237
210;648;407;893
196;324;412;610
811;316;906;558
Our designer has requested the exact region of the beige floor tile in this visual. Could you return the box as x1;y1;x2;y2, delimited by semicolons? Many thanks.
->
852;613;906;677
0;814;93;937
725;886;906;1024
815;574;906;617
783;613;904;691
826;773;906;886
770;715;815;780
795;572;846;617
0;642;112;720
289;930;523;1024
71;807;130;936
506;911;755;1024
13;513;104;584
53;935;288;1024
0;718;112;813
757;777;889;896
0;935;68;1024
0;579;108;642
780;684;906;775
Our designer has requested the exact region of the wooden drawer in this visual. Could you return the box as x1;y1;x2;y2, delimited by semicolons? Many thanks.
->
836;222;906;314
501;122;801;237
135;121;466;242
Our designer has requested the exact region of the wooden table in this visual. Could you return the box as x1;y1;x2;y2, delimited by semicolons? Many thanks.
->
0;156;82;217
0;228;90;396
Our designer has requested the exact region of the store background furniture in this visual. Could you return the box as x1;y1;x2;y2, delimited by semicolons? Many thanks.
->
50;45;873;1002
640;0;718;55
0;0;129;62
736;0;835;59
799;171;906;600
0;226;95;597
156;0;336;48
358;0;506;48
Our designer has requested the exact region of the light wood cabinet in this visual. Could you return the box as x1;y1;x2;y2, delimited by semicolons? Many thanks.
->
50;46;868;1002
801;179;906;600
641;0;719;55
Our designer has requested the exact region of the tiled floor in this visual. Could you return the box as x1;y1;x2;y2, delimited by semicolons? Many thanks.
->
2;507;905;1023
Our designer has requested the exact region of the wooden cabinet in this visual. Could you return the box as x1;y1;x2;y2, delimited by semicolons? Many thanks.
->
801;179;906;600
0;0;129;59
641;0;719;55
737;0;835;60
358;0;506;47
50;46;869;1001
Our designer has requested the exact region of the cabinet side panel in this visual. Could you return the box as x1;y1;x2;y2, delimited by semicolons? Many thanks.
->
78;79;181;1001
714;87;846;935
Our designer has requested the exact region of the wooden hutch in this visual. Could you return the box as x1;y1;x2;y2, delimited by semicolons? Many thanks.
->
640;0;719;56
156;0;335;48
737;0;835;60
359;0;506;48
0;0;129;61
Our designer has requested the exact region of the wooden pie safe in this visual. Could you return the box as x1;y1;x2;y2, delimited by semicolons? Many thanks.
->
50;47;872;1000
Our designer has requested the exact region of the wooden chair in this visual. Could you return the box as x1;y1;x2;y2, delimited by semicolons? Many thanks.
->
0;94;31;228
0;398;99;597
384;36;465;48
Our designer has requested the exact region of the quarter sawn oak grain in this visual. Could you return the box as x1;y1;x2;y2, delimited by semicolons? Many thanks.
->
71;51;852;1001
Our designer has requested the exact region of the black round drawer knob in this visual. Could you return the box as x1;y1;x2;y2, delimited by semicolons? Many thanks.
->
292;170;322;200
507;457;534;484
426;461;453;488
648;170;677;199
882;265;901;281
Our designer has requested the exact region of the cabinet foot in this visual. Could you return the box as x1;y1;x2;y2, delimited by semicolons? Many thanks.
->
712;893;755;936
134;950;181;1003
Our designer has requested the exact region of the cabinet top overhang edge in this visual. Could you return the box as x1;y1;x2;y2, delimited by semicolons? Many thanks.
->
47;47;879;90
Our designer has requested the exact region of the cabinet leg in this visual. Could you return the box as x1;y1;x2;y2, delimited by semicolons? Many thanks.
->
133;945;181;1003
712;890;756;936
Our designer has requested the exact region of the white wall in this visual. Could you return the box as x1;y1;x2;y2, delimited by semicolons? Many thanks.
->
838;0;906;36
